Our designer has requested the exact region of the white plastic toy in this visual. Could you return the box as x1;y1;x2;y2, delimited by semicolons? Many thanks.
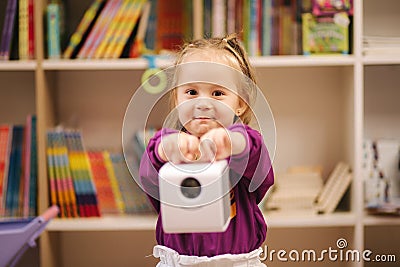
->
159;160;231;233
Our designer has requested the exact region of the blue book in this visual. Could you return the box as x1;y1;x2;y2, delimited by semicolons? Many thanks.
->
47;3;61;59
5;126;24;217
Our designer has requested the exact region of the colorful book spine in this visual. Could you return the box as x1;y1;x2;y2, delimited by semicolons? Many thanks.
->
0;125;11;217
156;0;184;51
212;0;226;37
57;132;79;217
46;133;59;215
93;0;128;59
19;0;29;60
22;115;32;217
262;0;272;55
48;131;68;217
27;0;34;59
144;0;157;51
28;115;37;217
0;0;18;60
110;153;153;213
79;0;122;59
63;0;105;59
105;0;146;59
88;151;119;214
46;3;61;59
5;126;24;217
103;151;125;213
65;130;100;217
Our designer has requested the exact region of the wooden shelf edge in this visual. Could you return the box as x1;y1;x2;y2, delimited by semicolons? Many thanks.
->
46;212;358;231
363;55;400;65
46;214;157;231
40;55;356;70
363;214;400;226
0;60;37;71
265;211;357;228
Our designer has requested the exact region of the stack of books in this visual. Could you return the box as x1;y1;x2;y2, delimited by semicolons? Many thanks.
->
46;128;154;218
0;115;37;218
0;0;35;60
363;36;400;56
265;162;353;214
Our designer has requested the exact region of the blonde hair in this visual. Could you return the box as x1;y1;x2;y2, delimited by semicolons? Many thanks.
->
170;34;257;125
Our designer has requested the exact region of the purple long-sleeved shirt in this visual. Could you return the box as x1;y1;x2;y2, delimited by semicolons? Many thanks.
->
139;124;274;257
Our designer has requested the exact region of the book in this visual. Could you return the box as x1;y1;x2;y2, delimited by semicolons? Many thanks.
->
18;0;29;60
0;0;18;60
28;115;37;217
87;151;120;214
102;151;124;213
315;162;352;214
77;0;121;58
110;153;153;213
129;0;151;58
155;0;185;52
64;130;100;217
93;0;128;59
46;3;62;59
63;0;106;59
5;126;24;217
302;12;350;55
212;0;226;37
144;0;157;51
27;0;34;59
0;125;12;217
103;0;146;59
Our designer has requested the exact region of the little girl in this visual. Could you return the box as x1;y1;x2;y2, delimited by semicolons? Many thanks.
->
139;35;274;267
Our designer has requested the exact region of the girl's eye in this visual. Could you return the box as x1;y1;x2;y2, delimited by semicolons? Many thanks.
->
212;90;225;97
186;89;197;95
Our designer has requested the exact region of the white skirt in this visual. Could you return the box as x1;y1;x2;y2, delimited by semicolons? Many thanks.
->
153;245;266;267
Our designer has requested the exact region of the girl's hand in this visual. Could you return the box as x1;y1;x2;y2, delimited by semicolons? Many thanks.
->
158;132;200;164
199;128;246;162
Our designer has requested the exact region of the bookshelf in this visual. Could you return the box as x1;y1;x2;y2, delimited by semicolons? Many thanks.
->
0;0;399;266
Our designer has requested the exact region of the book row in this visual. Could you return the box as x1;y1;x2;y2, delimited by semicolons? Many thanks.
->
0;115;37;218
52;0;354;60
0;0;35;60
46;128;153;218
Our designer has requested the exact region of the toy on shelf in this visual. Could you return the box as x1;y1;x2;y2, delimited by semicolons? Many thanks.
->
141;54;168;95
0;205;59;267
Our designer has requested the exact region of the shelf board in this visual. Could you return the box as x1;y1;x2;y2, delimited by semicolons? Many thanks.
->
363;214;400;226
363;55;400;65
46;214;157;231
250;55;355;67
46;211;356;231
42;58;173;70
0;60;36;71
266;211;356;228
41;55;355;70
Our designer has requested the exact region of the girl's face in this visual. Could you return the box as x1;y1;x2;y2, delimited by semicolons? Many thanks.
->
176;83;243;137
174;51;247;137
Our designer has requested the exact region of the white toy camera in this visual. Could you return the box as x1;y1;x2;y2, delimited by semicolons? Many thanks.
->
159;160;231;233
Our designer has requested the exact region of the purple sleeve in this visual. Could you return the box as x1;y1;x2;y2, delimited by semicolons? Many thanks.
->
139;128;177;212
228;124;274;204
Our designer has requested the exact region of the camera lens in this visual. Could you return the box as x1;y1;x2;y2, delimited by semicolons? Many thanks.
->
180;177;201;199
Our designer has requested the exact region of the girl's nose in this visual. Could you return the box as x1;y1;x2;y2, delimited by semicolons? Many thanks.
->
195;98;213;111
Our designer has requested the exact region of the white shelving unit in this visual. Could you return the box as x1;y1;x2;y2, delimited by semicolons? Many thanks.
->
0;0;399;266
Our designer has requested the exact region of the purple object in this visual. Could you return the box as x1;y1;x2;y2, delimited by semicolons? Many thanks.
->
0;205;59;267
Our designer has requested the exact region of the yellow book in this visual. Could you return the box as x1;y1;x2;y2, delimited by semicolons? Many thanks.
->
103;151;125;214
93;0;130;59
104;0;146;58
19;0;29;60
